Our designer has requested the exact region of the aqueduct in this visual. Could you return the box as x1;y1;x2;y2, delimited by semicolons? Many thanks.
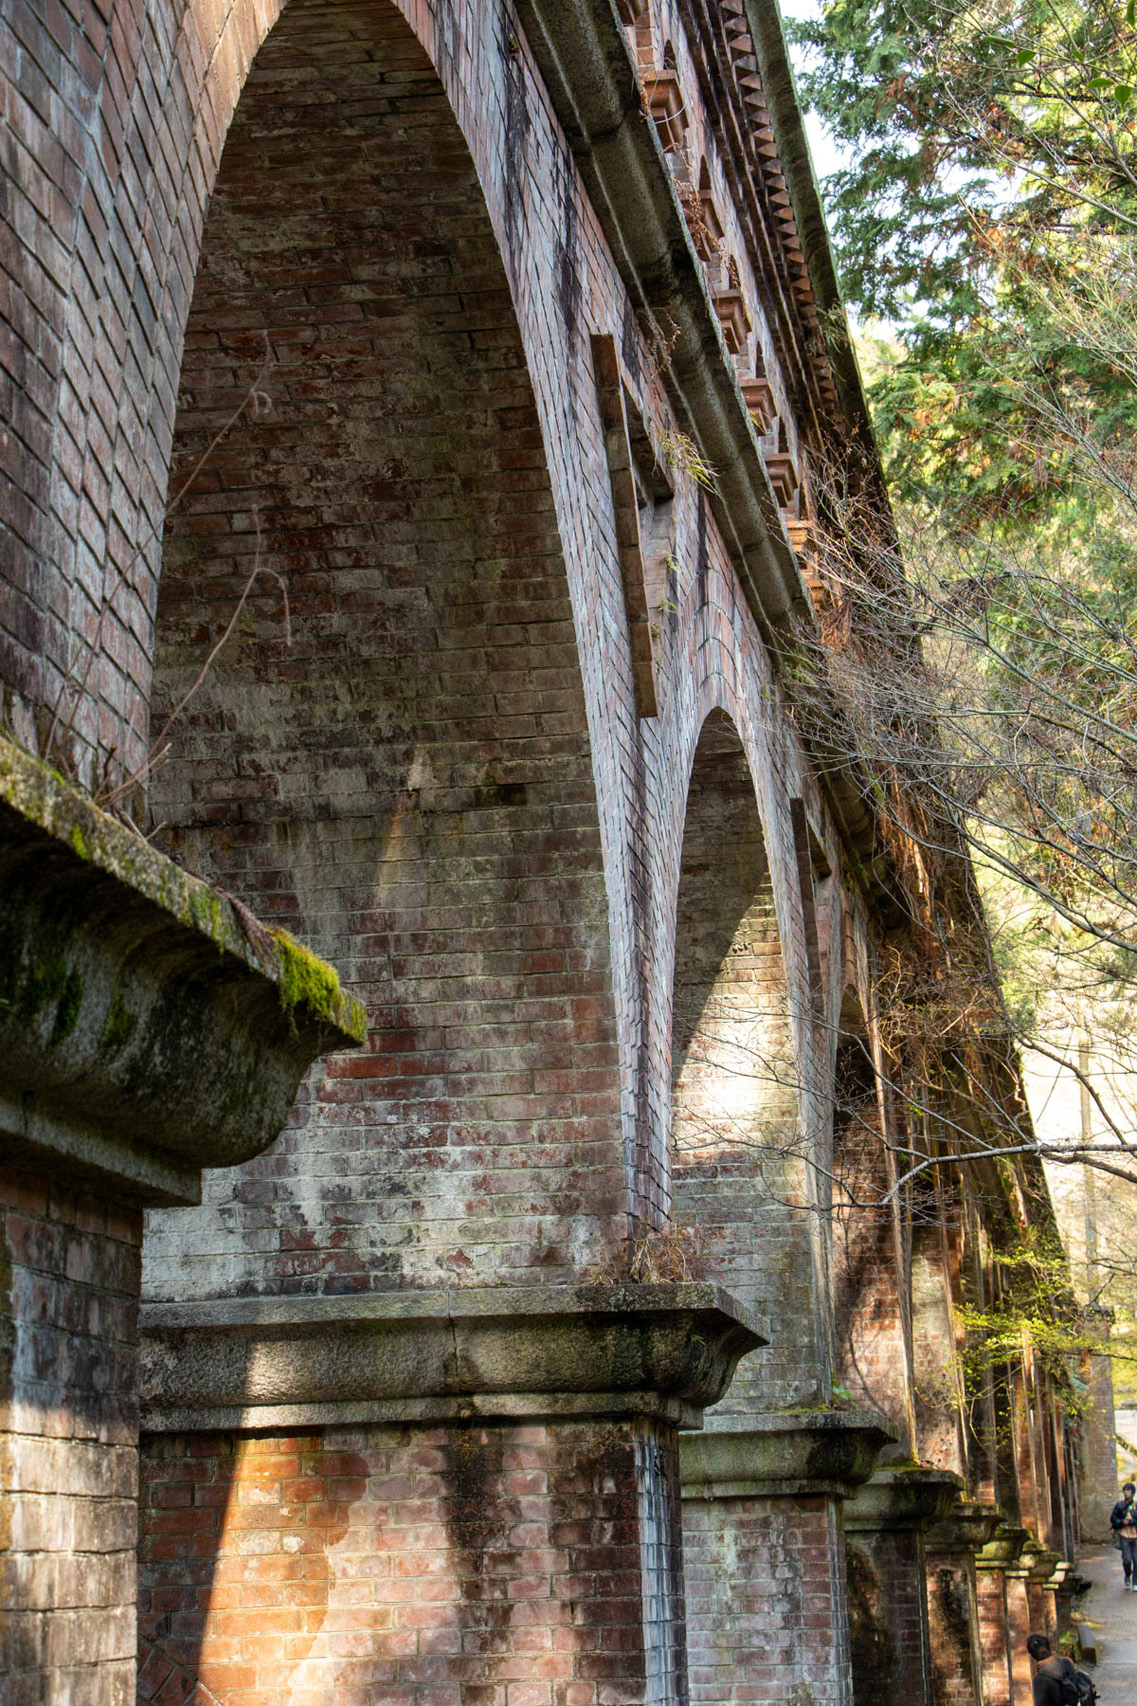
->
0;0;1098;1702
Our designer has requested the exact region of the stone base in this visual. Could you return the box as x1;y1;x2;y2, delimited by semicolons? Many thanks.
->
679;1411;895;1705
138;1415;690;1706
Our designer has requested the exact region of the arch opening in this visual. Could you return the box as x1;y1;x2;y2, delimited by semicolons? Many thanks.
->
830;993;914;1427
668;713;813;1411
144;0;622;1304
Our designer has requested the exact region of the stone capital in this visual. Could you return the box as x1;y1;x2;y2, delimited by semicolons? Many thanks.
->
140;1282;766;1431
974;1523;1030;1572
678;1407;897;1500
0;737;364;1204
925;1499;1005;1556
844;1465;963;1534
1021;1541;1063;1584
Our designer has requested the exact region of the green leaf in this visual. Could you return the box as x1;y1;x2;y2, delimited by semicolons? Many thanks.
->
1016;47;1036;63
1116;82;1133;101
1089;75;1113;87
1128;0;1135;28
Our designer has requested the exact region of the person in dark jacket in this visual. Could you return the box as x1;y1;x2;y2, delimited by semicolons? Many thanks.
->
1110;1480;1137;1587
1026;1633;1077;1704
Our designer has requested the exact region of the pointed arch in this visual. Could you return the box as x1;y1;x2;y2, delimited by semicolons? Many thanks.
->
668;710;816;1411
143;0;623;1302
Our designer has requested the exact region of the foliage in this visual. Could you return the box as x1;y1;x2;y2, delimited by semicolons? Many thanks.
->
792;0;1137;528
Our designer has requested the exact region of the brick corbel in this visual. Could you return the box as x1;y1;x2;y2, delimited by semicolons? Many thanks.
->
140;1282;765;1432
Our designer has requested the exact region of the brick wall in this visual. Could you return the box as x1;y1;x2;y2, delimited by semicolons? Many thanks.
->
1;1164;142;1704
975;1572;1013;1706
138;1418;687;1706
682;1492;852;1705
926;1556;983;1706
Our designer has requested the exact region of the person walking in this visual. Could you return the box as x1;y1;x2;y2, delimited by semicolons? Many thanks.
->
1110;1480;1137;1588
1026;1633;1096;1703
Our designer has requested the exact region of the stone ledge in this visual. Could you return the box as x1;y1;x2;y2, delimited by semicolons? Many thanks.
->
140;1283;767;1431
926;1499;1005;1556
0;735;365;1203
975;1523;1030;1572
844;1465;963;1534
678;1407;897;1499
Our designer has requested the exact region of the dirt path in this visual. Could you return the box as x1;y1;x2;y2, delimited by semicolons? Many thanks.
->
1074;1543;1137;1700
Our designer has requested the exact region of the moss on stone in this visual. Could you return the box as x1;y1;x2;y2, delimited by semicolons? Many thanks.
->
49;968;84;1045
268;927;366;1042
100;993;137;1056
1;733;365;1048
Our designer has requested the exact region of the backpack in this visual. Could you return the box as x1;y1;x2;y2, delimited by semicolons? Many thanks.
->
1060;1665;1098;1704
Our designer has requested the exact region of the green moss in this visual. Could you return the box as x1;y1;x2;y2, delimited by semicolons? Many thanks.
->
70;824;88;861
100;993;137;1056
49;968;84;1045
18;949;68;1025
268;928;366;1041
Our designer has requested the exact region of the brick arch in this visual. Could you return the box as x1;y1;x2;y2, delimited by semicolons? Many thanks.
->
668;709;820;1410
142;0;624;1300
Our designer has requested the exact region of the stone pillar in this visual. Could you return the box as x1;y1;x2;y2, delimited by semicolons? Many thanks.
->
924;1500;1001;1706
139;1284;762;1705
1021;1542;1061;1646
974;1525;1028;1706
0;738;361;1706
679;1410;895;1705
1079;1324;1118;1540
842;1466;960;1706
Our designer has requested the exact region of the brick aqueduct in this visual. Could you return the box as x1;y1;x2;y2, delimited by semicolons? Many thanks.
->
0;0;1106;1703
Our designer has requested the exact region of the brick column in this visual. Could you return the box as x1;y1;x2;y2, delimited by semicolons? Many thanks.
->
1021;1542;1061;1647
679;1411;894;1705
974;1525;1028;1706
842;1466;959;1706
139;1284;762;1706
924;1500;1001;1706
1078;1325;1118;1541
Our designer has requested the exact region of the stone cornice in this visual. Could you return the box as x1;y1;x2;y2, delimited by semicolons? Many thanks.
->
844;1466;963;1534
515;0;809;632
0;735;364;1203
925;1499;1005;1557
139;1283;766;1432
678;1407;896;1499
975;1523;1031;1572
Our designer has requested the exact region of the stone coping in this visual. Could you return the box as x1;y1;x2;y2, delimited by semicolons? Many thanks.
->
844;1465;963;1534
1019;1541;1064;1584
925;1499;1005;1556
0;735;364;1203
975;1523;1031;1572
140;1282;767;1432
678;1406;897;1499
